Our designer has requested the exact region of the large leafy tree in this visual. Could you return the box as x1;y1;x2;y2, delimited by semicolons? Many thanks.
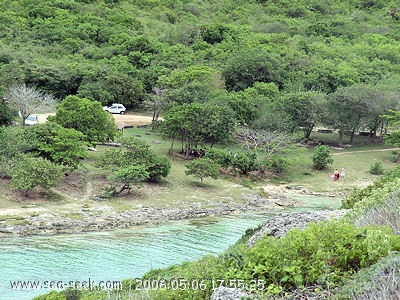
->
49;95;118;145
223;47;285;92
325;84;398;146
9;155;64;196
324;85;368;145
161;102;236;157
77;68;145;108
278;91;326;139
25;122;87;170
382;110;400;151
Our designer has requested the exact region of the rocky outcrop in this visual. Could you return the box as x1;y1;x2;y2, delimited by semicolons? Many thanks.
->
0;192;300;236
247;209;348;247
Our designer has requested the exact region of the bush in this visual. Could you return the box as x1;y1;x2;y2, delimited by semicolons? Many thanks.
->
33;290;66;300
231;152;257;174
9;156;64;196
369;161;384;175
146;153;171;182
185;158;220;182
311;145;333;170
97;137;171;192
205;149;257;175
265;155;290;174
245;220;400;291
204;148;232;168
347;178;400;232
335;252;400;300
354;196;400;235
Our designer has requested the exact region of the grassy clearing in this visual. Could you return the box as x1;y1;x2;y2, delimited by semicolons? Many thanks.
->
273;131;399;193
0;126;398;221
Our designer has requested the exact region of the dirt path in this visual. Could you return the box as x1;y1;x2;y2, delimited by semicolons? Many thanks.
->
83;182;93;201
333;148;400;155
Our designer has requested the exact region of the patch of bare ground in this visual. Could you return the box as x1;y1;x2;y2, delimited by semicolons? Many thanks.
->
36;112;156;126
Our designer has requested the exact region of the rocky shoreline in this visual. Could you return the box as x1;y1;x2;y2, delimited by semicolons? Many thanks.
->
0;191;303;237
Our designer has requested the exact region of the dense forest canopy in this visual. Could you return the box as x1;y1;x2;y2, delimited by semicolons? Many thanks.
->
0;0;399;137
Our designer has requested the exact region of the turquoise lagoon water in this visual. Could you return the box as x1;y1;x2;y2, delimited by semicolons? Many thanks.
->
0;195;340;300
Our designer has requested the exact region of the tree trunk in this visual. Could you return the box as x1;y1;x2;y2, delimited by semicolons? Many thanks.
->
338;130;344;147
304;122;315;140
350;129;356;144
169;138;175;155
185;145;190;160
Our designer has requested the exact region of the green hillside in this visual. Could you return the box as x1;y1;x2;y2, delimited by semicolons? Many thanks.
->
1;0;399;101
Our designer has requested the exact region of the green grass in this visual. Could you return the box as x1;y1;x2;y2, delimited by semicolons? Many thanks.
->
275;131;399;193
0;126;398;221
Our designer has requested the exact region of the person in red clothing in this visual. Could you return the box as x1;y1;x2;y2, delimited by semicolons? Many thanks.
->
333;169;340;181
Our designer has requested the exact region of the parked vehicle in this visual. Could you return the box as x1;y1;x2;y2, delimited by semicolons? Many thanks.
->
103;103;126;114
24;115;38;126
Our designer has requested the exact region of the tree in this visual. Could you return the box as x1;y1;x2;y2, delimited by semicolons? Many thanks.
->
238;128;297;174
223;47;285;92
161;103;236;157
107;165;149;196
311;145;333;170
97;137;171;188
4;84;56;127
0;126;32;178
9;155;64;196
49;95;118;145
25;122;87;170
278;91;326;139
381;109;400;161
0;97;15;126
324;85;371;146
185;158;220;183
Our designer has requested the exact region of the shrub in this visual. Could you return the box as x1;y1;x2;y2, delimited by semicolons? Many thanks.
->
107;165;149;196
311;145;333;170
204;148;232;168
335;252;400;300
354;196;400;235
369;161;384;175
185;157;220;182
146;153;171;182
97;137;171;191
231;152;257;174
33;290;66;300
265;155;290;174
9;156;64;196
245;220;400;291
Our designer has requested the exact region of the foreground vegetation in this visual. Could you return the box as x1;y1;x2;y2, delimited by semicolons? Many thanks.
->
33;163;400;299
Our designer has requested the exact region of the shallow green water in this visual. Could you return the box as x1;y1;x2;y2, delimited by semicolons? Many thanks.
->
1;195;341;300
